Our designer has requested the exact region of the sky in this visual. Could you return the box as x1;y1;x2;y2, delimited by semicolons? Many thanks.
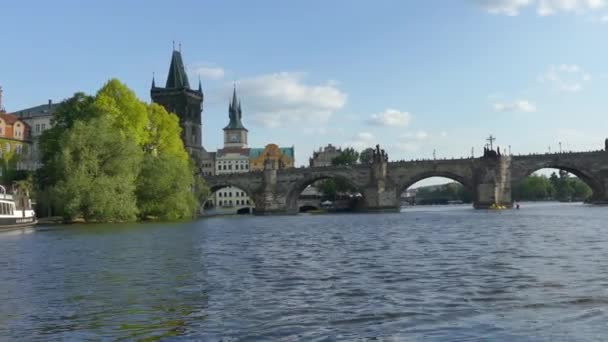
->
2;0;608;169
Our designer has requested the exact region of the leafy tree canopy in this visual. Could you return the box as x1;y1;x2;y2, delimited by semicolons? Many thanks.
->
359;148;374;164
38;79;204;222
332;147;359;166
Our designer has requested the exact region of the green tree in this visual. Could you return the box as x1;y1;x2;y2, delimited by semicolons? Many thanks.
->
37;80;207;222
136;154;196;220
93;79;149;145
145;103;189;160
514;175;553;201
316;179;338;199
51;117;142;222
359;148;374;164
38;93;96;188
570;178;592;200
332;147;359;166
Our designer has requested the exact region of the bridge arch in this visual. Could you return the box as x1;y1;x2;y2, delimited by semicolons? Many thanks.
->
202;180;258;215
397;171;475;197
511;162;602;201
397;170;476;207
285;172;366;214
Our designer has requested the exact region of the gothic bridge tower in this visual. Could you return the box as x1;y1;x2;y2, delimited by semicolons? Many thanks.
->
223;87;248;148
151;48;205;160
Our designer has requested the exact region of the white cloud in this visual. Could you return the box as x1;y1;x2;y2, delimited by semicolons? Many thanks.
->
474;0;533;16
190;63;225;80
539;64;592;92
493;100;537;112
367;108;412;127
227;72;347;128
401;130;429;140
344;132;375;150
474;0;605;16
394;142;420;153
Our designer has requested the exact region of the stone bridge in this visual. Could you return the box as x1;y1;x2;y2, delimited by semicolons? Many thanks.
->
202;150;608;215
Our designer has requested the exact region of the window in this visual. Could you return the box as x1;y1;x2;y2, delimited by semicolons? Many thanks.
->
229;192;233;197
0;127;3;135
218;192;222;197
219;200;223;206
229;165;232;170
41;124;46;130
35;124;40;133
5;143;9;153
15;145;22;154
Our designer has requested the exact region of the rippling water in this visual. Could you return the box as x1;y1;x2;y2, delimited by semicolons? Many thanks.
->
2;203;608;341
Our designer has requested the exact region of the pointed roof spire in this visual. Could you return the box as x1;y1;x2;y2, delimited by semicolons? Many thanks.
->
165;48;190;89
224;85;247;131
231;85;238;109
198;75;202;93
151;72;156;89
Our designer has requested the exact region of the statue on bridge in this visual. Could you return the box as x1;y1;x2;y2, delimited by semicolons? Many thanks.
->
372;144;388;163
483;145;500;159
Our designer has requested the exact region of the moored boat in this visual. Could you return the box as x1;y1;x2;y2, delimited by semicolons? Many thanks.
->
0;185;37;231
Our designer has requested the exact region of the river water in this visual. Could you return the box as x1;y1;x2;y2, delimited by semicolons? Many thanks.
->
1;203;608;341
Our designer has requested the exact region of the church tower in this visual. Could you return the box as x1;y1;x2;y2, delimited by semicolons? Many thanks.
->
151;48;205;159
223;87;248;148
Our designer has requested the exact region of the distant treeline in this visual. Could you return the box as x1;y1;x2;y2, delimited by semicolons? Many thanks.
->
512;171;591;202
409;171;592;204
413;183;472;205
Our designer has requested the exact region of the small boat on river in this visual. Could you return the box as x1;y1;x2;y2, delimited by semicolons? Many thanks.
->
0;185;37;230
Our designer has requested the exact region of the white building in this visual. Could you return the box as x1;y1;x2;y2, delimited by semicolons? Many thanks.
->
210;88;254;214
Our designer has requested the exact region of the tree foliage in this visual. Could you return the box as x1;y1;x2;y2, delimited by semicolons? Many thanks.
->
316;177;358;199
38;79;203;222
513;172;592;202
332;147;359;166
359;148;374;164
51;117;142;222
415;182;472;204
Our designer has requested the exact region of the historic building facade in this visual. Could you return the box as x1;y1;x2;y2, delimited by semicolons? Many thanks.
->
151;48;207;162
250;144;295;171
0;113;32;181
309;144;342;167
12;100;57;170
206;88;295;214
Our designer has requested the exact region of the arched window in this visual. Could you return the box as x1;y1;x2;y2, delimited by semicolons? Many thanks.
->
5;143;10;153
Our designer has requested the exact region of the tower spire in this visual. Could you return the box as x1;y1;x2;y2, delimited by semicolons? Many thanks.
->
224;85;247;131
165;48;190;89
198;75;202;93
231;84;238;109
151;72;156;89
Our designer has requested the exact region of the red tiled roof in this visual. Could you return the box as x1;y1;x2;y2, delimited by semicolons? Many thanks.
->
0;113;20;125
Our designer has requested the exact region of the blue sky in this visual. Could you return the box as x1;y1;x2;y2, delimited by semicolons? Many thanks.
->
2;0;608;167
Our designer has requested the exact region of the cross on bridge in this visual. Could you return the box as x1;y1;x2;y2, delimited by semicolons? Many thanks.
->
486;135;496;150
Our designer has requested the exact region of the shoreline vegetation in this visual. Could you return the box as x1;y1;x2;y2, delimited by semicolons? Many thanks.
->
31;79;209;224
406;171;591;205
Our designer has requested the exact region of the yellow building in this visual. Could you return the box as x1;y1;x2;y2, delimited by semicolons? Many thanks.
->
249;144;295;171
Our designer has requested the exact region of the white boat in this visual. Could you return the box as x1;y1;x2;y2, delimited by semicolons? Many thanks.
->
0;185;37;230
